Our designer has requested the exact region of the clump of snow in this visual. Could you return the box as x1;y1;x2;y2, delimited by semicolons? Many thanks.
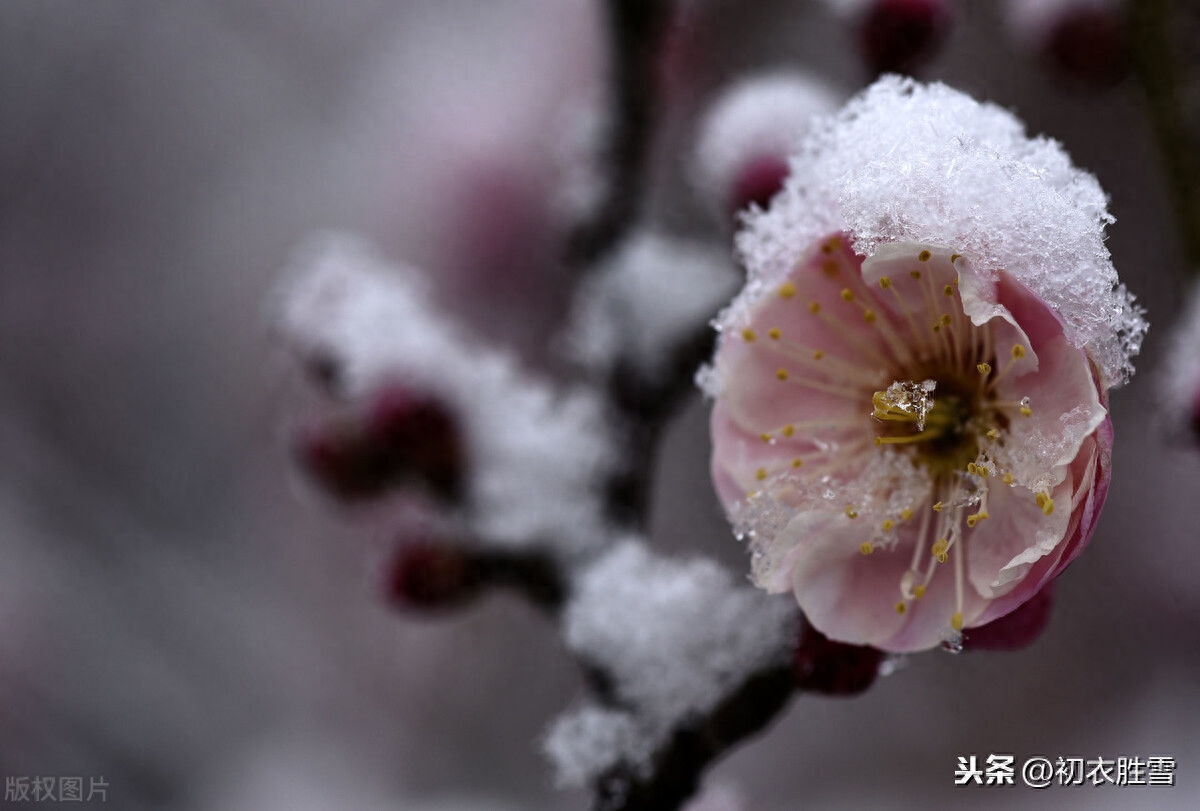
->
566;231;739;379
691;72;842;217
546;540;795;785
1159;280;1200;433
727;76;1147;388
543;703;652;787
559;540;795;769
274;233;616;555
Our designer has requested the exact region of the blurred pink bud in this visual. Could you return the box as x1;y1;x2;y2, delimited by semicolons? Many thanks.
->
730;154;791;218
1005;0;1128;86
857;0;953;77
692;73;841;225
792;621;884;695
384;542;481;611
294;387;463;501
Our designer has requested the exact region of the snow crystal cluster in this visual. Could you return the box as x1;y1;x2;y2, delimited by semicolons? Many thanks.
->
691;72;842;217
274;233;616;555
567;231;739;379
544;540;796;785
727;76;1147;388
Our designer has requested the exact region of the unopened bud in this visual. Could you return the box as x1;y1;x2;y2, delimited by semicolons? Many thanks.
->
962;583;1056;651
1005;0;1128;86
857;0;953;77
384;542;482;611
294;387;464;501
793;621;884;695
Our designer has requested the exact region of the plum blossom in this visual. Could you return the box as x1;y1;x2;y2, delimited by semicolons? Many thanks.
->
705;77;1145;652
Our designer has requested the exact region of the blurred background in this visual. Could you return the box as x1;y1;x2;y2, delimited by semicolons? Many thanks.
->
1;1;1198;809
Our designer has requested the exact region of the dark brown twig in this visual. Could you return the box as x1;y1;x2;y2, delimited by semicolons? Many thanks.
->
565;0;672;268
1131;0;1200;271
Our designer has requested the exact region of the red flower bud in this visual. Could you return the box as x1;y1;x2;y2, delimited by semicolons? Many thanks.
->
294;387;464;501
792;622;884;696
1045;5;1128;86
384;542;482;611
963;582;1055;651
730;154;791;216
858;0;953;77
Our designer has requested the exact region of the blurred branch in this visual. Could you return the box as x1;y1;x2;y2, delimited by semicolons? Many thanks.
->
566;0;672;267
593;666;795;811
1131;0;1200;270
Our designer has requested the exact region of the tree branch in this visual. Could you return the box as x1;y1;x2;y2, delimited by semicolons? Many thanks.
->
1131;0;1200;271
566;0;672;268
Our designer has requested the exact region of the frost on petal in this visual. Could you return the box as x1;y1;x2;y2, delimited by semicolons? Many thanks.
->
728;76;1146;387
566;231;739;380
273;233;616;556
692;72;842;218
563;540;796;732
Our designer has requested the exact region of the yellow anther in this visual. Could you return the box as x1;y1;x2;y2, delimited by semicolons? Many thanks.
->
931;539;948;562
951;612;964;632
845;505;859;519
863;309;877;323
978;362;992;375
879;276;893;289
779;282;796;299
912;584;927;599
812;349;824;360
1020;405;1033;417
895;601;908;615
741;328;757;342
932;323;942;334
840;288;855;302
986;428;1000;440
918;250;932;262
1003;471;1014;485
791;458;803;468
808;301;821;314
900;508;914;521
943;284;954;297
910;270;922;280
755;468;768;481
767;327;782;340
860;541;874;556
776;368;789;381
882;519;895;532
781;424;795;437
932;501;944;513
760;433;772;443
822;237;842;253
950;253;962;262
941;313;953;326
967;462;978;475
1035;492;1055;516
966;512;989;527
1011;344;1026;359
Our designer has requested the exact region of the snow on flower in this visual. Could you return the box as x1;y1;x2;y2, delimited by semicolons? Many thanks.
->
705;77;1145;652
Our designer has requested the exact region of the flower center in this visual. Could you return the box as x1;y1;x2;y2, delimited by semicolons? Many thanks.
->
737;240;1063;645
